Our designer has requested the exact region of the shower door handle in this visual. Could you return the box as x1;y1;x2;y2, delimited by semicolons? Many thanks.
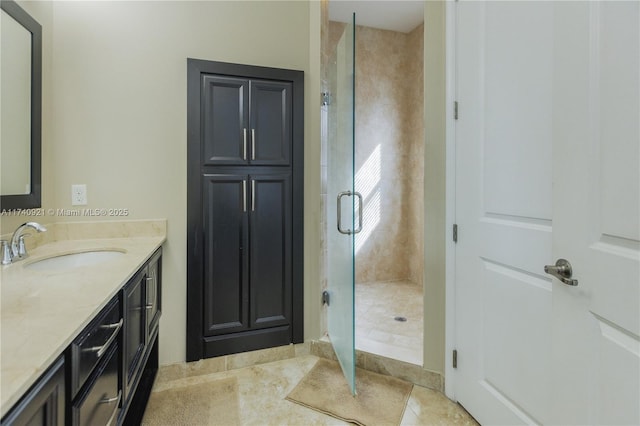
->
353;191;363;234
337;191;363;235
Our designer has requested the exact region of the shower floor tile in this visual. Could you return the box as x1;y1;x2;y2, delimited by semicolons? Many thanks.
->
355;280;424;365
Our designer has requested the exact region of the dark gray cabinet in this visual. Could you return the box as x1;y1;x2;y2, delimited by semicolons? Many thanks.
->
248;173;292;331
121;248;161;425
187;60;304;361
1;358;65;426
123;269;145;405
202;172;292;340
202;76;292;166
69;297;122;426
71;344;119;426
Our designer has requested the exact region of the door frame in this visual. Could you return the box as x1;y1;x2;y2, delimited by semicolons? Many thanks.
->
186;59;305;362
444;0;458;401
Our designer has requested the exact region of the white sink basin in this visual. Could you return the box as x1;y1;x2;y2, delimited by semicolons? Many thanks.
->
25;250;126;271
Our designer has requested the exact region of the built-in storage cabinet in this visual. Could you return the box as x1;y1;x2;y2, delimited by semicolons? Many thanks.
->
0;248;162;426
202;76;292;167
1;358;65;426
188;60;303;361
203;172;291;339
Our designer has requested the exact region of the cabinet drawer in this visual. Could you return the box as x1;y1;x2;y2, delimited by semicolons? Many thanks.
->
72;343;120;426
71;298;121;398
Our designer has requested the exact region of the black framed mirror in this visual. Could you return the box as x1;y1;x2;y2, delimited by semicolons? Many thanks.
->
1;0;42;210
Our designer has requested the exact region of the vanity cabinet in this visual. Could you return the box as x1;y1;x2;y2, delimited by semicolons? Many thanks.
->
69;297;122;426
145;250;161;344
0;358;65;426
0;247;162;426
71;344;119;426
120;248;161;425
122;268;145;406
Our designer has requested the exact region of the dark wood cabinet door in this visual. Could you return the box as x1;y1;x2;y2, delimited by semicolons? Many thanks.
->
249;172;292;330
123;270;145;403
145;249;162;342
202;75;249;166
249;80;292;166
203;174;249;336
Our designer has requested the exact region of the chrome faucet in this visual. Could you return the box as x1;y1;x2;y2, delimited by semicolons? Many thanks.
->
7;222;47;263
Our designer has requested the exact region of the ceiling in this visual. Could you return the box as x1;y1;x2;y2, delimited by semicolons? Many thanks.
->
328;1;425;34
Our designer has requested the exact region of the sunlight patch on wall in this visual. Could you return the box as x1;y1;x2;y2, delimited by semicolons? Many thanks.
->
355;145;381;254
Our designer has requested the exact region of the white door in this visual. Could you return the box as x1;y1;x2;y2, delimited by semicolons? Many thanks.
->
551;2;640;424
454;2;554;424
454;1;640;425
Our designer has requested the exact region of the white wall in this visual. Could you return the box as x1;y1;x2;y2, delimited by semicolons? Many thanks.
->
48;0;321;365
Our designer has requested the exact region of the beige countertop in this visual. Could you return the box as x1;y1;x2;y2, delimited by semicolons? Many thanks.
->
0;220;166;417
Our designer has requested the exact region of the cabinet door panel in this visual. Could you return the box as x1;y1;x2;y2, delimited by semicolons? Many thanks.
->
145;249;162;342
203;174;249;336
202;75;249;165
1;357;65;426
249;173;292;329
123;271;145;402
250;80;292;165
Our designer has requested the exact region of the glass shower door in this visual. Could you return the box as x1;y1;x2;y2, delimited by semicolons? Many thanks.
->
326;14;357;395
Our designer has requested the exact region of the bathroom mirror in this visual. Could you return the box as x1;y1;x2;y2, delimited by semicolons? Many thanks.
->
1;0;42;210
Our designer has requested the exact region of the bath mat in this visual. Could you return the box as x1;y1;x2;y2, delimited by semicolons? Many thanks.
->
286;358;413;426
141;376;240;425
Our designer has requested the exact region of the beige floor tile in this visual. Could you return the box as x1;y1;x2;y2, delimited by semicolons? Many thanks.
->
145;356;473;426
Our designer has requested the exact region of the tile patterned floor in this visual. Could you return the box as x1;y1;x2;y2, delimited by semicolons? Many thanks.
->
356;281;424;365
143;355;477;425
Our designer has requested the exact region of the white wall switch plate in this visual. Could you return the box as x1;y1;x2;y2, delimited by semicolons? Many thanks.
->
71;184;87;205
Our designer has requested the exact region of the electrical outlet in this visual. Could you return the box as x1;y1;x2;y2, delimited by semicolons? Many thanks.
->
71;184;87;205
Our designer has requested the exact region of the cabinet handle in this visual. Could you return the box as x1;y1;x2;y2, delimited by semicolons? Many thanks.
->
83;318;123;358
243;180;247;212
251;180;256;212
100;390;122;426
251;128;256;160
145;276;155;307
243;128;247;160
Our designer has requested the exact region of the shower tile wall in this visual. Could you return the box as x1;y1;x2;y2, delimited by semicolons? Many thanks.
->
327;22;425;286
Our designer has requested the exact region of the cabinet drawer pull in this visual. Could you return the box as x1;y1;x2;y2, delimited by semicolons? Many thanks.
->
145;303;154;310
82;319;123;358
243;128;248;160
100;390;122;426
251;128;256;160
251;180;256;212
243;180;247;212
145;277;154;282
